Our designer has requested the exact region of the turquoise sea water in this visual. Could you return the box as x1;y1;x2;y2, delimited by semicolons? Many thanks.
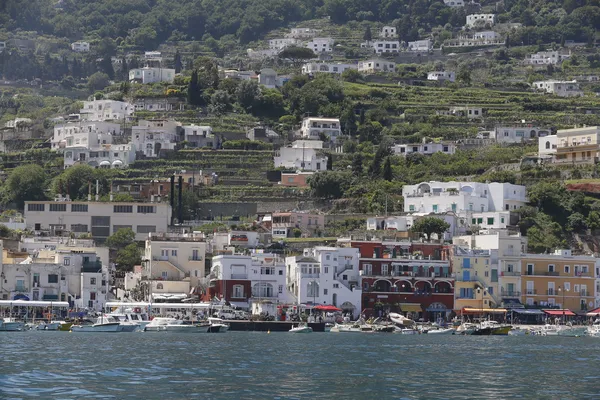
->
1;331;600;399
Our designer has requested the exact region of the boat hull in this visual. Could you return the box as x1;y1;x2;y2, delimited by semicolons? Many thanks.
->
209;324;229;333
120;324;140;332
0;322;25;331
427;328;455;335
163;324;211;333
71;323;123;332
289;327;313;333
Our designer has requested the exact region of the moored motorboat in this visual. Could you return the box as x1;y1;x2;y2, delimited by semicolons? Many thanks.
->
36;321;70;331
0;317;25;331
324;323;334;332
394;327;418;334
373;324;396;333
456;322;477;335
207;317;229;333
71;316;124;332
426;327;455;335
289;323;313;333
144;317;210;332
508;327;527;336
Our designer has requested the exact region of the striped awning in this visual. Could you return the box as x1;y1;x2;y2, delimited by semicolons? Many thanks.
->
399;303;422;312
462;308;507;314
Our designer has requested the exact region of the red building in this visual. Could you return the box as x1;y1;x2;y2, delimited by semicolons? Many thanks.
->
201;279;252;307
350;240;454;321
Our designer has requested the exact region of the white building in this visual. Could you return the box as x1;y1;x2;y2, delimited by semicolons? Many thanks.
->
474;31;500;40
269;38;300;50
402;181;528;214
494;126;551;144
79;100;134;122
181;125;216;149
132;119;179;157
539;135;558;157
301;62;357;75
362;40;400;54
532;80;583;97
258;68;277;88
393;142;456;156
437;106;483;120
444;0;464;6
465;14;496;28
427;71;456;82
129;67;175;84
379;26;397;38
211;231;260;251
286;247;362;315
24;200;172;241
52;121;121;151
299;117;342;140
407;39;433;52
358;59;396;74
144;51;162;61
525;50;571;66
63;143;136;169
306;38;334;53
274;140;328;171
133;98;185;112
71;41;90;52
143;232;206;301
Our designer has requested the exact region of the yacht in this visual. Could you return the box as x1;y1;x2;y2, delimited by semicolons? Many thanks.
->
107;307;151;331
71;315;123;332
456;322;477;335
587;321;600;337
472;321;512;335
36;321;72;331
144;318;210;333
426;327;455;335
0;317;25;331
207;317;229;333
289;323;313;333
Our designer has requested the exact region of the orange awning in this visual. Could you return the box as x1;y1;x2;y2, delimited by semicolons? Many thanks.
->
543;309;575;316
462;307;507;314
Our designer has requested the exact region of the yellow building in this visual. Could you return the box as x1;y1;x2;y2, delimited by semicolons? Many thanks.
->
555;126;600;164
520;250;597;311
452;246;500;311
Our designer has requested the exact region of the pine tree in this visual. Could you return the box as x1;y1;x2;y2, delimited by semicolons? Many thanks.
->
174;50;182;73
120;56;129;81
363;26;372;42
99;56;115;79
187;69;201;105
382;157;393;181
351;153;363;176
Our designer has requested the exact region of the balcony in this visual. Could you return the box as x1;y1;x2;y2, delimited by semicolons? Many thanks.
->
502;271;521;277
547;289;556;295
231;274;248;279
153;256;169;261
544;272;559;276
302;273;320;278
82;260;102;273
456;294;475;299
524;289;537;295
188;256;203;261
14;285;27;292
501;290;521;298
581;290;589;296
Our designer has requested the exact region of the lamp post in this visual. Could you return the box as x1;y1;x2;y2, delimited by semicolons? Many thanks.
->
558;286;566;324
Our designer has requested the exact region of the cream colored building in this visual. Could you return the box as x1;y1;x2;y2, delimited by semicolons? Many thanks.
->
143;232;207;301
452;246;500;311
24;200;172;241
554;126;600;164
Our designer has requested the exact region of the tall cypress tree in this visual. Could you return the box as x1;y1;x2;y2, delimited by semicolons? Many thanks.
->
174;50;182;73
187;69;200;105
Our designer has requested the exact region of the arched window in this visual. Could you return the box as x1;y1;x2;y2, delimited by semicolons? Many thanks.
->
156;283;163;290
252;282;274;298
545;141;551;149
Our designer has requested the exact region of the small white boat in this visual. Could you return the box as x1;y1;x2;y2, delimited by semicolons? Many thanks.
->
0;317;25;331
587;321;600;337
207;317;229;333
394;327;418;334
426;327;455;335
36;321;67;331
144;317;210;333
324;323;334;332
508;327;527;336
71;316;124;332
389;313;415;327
108;307;151;331
456;322;477;335
289;323;313;333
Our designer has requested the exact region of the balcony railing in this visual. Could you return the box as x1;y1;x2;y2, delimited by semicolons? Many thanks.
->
456;294;475;299
231;274;248;279
188;256;203;261
581;290;588;296
302;273;320;278
547;289;556;295
14;285;27;292
502;271;521;276
524;289;537;295
545;271;559;276
501;290;521;298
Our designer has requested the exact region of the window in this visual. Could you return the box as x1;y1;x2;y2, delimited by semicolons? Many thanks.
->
564;282;570;291
27;203;45;212
333;283;340;289
381;264;389;275
137;225;156;234
137;205;156;214
582;265;589;274
487;217;494;225
171;250;177;256
548;264;555;272
71;204;88;212
114;205;133;213
324;267;329;274
156;283;164;290
90;292;96;301
90;277;96;285
50;203;67;212
278;269;283;276
307;281;319;297
409;205;415;212
279;285;283;294
233;285;244;298
564;265;570;274
161;271;168;279
324;289;328;295
63;258;70;266
113;225;132;233
48;274;58;283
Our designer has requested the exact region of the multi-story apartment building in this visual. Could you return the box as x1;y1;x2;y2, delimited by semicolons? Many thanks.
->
525;50;571;66
520;250;597;311
299;117;342;140
143;232;206;301
494;126;551;144
532;80;583;97
52;121;121;151
407;39;433;52
132;119;179;157
181;125;216;149
64;143;136;169
269;38;300;50
286;247;362;316
452;246;500;311
274;140;328;171
379;26;397;38
306;38;334;53
350;240;452;320
402;181;528;214
539;135;558;158
79;100;134;122
24;200;172;241
554;126;600;164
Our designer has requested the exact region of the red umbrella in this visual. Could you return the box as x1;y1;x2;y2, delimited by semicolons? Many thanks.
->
314;305;342;312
